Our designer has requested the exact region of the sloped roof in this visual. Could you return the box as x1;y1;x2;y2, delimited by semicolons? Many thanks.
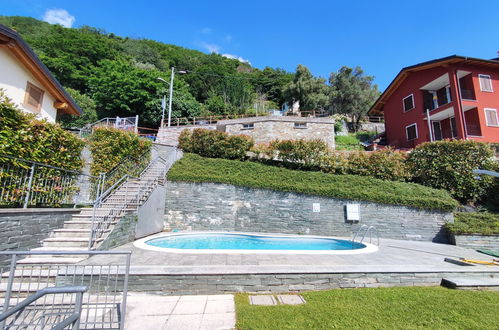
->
0;24;81;115
369;55;499;116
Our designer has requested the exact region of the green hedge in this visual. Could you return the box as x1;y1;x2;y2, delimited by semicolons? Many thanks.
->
254;139;411;182
88;127;152;176
408;140;495;204
0;89;84;170
445;212;499;235
178;128;253;160
169;153;458;211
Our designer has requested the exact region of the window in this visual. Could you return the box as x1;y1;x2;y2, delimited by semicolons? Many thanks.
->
484;108;499;127
405;123;418;141
479;74;493;92
242;123;254;130
403;94;414;112
23;82;44;111
294;122;307;129
450;116;457;138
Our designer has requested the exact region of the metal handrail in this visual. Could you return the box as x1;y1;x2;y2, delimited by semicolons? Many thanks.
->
0;153;95;177
0;286;87;330
352;225;380;246
0;250;131;330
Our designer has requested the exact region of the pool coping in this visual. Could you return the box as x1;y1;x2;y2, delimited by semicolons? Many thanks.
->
133;231;379;255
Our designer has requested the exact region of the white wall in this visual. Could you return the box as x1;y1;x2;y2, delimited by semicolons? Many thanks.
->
0;48;57;122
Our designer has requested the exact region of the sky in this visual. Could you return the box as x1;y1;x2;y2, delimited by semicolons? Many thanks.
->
1;0;499;90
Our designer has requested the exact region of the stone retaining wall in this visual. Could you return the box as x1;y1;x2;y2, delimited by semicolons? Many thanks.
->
451;234;499;251
126;271;498;295
0;208;80;266
165;182;454;243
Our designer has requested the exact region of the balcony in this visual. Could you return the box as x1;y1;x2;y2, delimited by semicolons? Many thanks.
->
460;88;476;101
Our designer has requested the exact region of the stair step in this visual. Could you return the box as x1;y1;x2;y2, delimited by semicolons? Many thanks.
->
42;237;94;248
441;277;499;290
64;221;93;229
16;257;87;265
52;229;92;238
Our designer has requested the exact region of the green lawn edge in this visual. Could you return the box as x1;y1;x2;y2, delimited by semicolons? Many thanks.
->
168;153;458;212
235;287;499;329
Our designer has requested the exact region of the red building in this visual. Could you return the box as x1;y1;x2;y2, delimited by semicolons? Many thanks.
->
369;55;499;149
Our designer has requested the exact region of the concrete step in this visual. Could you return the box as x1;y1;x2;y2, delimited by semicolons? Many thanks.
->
53;228;91;235
441;277;499;290
28;247;90;258
42;237;93;248
16;257;87;265
63;221;93;229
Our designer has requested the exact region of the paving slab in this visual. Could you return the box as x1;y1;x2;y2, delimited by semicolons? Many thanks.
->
249;295;277;305
277;294;306;305
125;293;235;330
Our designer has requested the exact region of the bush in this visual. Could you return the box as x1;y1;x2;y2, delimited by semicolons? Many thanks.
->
408;140;495;204
88;127;152;176
445;212;499;235
0;89;84;170
169;153;458;212
265;139;329;170
347;148;411;181
177;128;253;160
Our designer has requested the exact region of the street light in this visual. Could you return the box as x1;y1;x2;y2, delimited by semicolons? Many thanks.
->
158;67;187;127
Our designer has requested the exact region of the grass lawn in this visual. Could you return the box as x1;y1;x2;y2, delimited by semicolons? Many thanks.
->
169;153;457;211
235;287;499;329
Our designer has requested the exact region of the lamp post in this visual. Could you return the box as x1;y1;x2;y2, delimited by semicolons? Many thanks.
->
158;67;187;127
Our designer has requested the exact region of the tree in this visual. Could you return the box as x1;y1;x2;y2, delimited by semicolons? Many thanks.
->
57;88;98;128
250;67;293;107
329;66;380;129
284;65;329;112
88;59;200;126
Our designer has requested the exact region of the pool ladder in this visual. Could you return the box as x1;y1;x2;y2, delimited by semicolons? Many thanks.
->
352;225;380;246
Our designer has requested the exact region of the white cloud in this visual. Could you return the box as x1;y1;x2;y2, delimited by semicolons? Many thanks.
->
201;27;212;34
201;42;221;54
222;53;250;64
42;9;75;28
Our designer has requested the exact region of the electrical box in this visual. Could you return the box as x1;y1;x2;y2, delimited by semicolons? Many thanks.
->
346;204;360;221
313;203;320;213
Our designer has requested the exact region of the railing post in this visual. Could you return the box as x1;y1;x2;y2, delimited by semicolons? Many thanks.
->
0;253;17;329
23;164;36;208
120;253;132;330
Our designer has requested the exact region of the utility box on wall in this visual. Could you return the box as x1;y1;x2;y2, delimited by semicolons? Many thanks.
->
345;204;360;222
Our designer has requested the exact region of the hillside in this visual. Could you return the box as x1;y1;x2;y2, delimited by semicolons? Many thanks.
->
0;16;293;127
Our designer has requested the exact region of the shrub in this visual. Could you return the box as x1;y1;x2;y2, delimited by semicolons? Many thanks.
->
88;127;152;176
169;153;458;212
0;89;84;170
408;140;495;204
445;212;499;235
266;139;329;170
347;148;411;181
177;128;253;160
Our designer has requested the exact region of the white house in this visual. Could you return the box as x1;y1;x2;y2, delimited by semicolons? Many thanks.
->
0;24;80;122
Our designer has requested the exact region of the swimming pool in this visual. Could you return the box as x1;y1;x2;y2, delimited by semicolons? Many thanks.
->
134;232;378;254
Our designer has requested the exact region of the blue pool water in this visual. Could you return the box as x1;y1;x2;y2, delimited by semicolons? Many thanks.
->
145;233;365;251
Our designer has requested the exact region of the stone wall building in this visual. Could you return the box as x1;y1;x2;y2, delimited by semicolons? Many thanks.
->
217;116;335;148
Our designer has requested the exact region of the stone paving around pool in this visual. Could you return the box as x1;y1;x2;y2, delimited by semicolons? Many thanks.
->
82;236;499;295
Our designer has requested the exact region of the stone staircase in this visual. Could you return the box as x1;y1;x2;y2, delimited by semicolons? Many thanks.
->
17;155;172;265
